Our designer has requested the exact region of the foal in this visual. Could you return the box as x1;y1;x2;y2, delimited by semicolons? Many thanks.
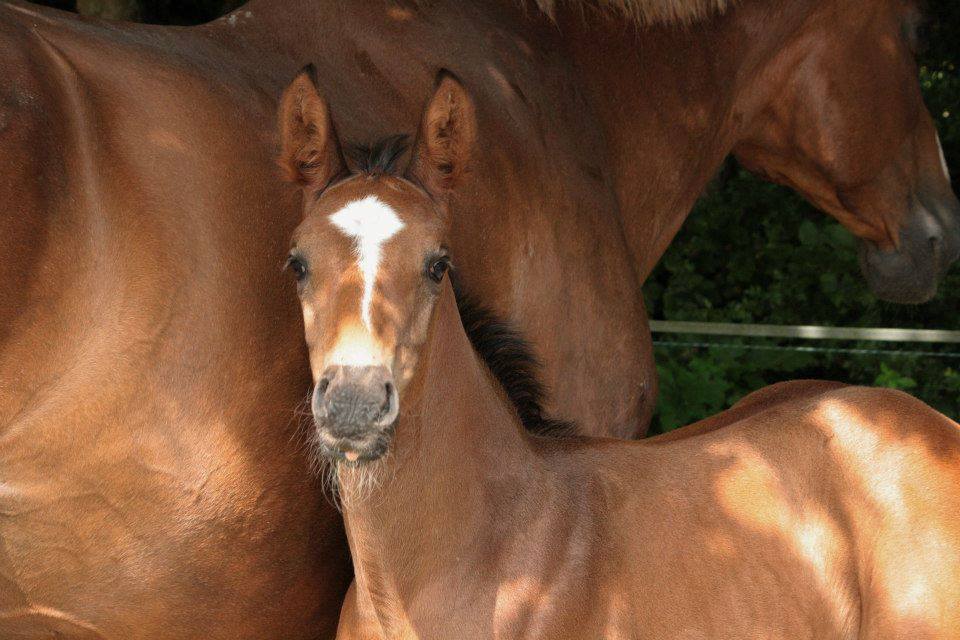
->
280;70;960;638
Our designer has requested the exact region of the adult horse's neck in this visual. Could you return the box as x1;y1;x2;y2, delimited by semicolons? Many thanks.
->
556;0;812;280
203;0;813;285
200;0;532;79
337;284;535;636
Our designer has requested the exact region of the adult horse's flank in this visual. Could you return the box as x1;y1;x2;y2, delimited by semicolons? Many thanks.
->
0;1;653;637
283;75;960;639
560;0;960;303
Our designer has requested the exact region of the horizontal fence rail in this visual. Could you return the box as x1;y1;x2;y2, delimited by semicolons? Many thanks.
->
652;340;960;359
649;320;960;344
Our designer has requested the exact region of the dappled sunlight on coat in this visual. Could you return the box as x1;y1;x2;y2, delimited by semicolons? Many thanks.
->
710;440;857;630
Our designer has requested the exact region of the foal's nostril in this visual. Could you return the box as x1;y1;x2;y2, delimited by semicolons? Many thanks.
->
312;377;330;414
376;381;400;428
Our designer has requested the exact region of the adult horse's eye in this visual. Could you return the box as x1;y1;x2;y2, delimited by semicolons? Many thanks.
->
428;257;449;284
286;255;308;281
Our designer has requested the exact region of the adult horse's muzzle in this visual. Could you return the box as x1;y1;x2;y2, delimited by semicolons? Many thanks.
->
859;190;960;304
312;364;400;464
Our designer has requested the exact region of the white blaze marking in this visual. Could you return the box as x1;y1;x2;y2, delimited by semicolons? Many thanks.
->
301;304;316;330
328;323;386;367
936;133;951;183
329;195;405;329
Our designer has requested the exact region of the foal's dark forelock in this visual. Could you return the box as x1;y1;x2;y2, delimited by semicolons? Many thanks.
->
346;135;410;177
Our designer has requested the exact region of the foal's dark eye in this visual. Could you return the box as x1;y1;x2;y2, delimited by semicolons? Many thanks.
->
286;255;308;281
427;256;450;284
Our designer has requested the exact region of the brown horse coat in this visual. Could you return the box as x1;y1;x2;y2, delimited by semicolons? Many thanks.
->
0;4;352;638
0;1;653;637
2;0;955;636
334;283;960;639
284;76;960;640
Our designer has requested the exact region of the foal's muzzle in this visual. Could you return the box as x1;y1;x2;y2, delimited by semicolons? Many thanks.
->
312;365;399;463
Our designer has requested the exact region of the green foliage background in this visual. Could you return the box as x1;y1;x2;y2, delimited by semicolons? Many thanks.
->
643;0;960;433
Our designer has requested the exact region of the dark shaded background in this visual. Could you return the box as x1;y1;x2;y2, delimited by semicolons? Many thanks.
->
26;0;960;432
38;0;242;23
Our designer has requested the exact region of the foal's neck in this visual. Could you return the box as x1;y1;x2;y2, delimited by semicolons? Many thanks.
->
337;286;535;633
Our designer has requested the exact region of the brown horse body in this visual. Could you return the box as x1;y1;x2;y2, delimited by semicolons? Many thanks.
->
0;1;653;636
2;0;956;637
337;291;960;638
281;73;960;640
0;5;352;638
285;72;960;640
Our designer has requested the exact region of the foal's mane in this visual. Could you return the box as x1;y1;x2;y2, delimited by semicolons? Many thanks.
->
345;135;577;438
452;281;577;438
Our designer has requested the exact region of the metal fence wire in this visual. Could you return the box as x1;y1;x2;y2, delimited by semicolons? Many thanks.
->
650;321;960;359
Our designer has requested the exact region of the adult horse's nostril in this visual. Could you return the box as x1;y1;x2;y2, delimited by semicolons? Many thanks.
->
929;231;944;262
317;377;330;395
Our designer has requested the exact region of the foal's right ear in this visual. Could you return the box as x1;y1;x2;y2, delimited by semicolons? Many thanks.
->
278;64;347;195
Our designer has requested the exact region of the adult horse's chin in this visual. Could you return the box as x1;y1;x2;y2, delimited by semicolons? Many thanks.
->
859;196;960;304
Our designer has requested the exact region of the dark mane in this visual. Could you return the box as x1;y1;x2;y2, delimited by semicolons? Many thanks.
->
346;134;410;176
453;277;578;438
408;0;730;26
529;0;731;26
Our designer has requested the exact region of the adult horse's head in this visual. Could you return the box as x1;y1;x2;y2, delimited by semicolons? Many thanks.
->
279;66;473;465
733;0;958;303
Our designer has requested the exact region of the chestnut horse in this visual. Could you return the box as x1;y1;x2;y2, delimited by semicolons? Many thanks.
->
282;75;960;639
556;0;960;302
1;0;955;636
0;1;651;637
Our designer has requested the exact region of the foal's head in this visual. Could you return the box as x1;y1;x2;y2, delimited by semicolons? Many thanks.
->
279;67;475;465
733;0;959;303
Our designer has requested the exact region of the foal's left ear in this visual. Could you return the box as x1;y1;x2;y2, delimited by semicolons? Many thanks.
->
278;64;347;195
407;71;477;198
